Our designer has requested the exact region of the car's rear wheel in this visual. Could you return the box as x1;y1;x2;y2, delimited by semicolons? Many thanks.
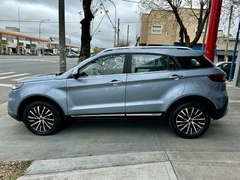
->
23;101;62;135
169;102;210;138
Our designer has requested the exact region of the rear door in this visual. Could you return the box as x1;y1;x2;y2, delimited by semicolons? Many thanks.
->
125;54;187;114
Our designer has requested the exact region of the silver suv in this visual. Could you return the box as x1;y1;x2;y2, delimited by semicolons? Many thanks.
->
8;46;228;138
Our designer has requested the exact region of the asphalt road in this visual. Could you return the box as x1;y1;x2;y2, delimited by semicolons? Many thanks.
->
0;55;78;103
1;55;240;179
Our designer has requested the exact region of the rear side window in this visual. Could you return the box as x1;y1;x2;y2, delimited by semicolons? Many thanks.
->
131;54;178;73
177;56;214;69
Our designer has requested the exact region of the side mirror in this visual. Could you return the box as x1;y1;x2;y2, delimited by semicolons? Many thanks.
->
71;67;79;78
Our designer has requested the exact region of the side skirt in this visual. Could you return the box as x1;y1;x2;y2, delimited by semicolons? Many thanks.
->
70;113;162;118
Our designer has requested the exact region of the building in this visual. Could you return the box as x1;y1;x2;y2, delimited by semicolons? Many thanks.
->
0;27;80;55
136;9;239;62
137;9;205;47
0;27;49;55
216;30;240;62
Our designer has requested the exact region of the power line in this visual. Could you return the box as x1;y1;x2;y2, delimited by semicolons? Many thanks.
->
0;20;79;23
0;19;142;25
99;0;115;28
0;20;142;24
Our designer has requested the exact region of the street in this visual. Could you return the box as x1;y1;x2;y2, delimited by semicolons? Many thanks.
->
1;56;240;179
0;55;77;103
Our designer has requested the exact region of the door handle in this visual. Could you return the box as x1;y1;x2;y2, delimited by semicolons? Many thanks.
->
108;80;122;84
169;75;184;79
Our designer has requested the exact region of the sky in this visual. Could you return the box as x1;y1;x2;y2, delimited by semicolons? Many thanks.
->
0;0;239;50
0;0;141;49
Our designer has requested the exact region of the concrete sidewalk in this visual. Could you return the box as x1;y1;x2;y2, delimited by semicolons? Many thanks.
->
18;150;240;180
18;151;177;180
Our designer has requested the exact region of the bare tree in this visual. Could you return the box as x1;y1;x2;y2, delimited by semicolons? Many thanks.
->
220;0;240;33
78;0;94;63
117;40;131;47
138;0;211;47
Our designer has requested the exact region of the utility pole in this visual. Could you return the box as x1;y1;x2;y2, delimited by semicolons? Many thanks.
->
201;17;209;50
59;0;66;72
224;5;233;62
18;7;20;30
127;25;129;46
117;18;120;47
229;19;240;81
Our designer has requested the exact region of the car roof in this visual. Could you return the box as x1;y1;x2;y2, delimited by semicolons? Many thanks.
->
100;46;207;57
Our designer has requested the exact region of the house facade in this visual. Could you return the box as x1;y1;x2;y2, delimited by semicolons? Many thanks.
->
137;9;205;47
137;9;239;62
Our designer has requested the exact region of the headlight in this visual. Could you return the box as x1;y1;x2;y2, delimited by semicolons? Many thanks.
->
12;82;24;90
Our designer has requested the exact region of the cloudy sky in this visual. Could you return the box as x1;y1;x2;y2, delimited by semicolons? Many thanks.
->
0;0;141;48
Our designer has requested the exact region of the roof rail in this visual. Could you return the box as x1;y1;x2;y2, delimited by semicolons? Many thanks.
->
100;46;192;53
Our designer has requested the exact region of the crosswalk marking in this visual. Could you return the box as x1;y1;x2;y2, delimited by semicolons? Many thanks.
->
0;72;42;88
0;73;31;80
13;74;40;81
0;83;12;88
12;76;31;81
0;72;15;76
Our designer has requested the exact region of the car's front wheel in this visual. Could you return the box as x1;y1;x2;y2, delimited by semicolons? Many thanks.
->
23;101;62;135
169;102;210;138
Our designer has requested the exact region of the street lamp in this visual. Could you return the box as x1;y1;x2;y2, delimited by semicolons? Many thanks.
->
108;0;117;47
38;19;50;57
69;32;77;53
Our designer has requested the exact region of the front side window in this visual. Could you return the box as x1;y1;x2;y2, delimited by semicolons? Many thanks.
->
79;54;125;76
131;54;177;73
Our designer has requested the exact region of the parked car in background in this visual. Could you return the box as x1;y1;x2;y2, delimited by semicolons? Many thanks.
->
67;52;80;58
8;46;228;138
215;62;235;79
44;51;53;56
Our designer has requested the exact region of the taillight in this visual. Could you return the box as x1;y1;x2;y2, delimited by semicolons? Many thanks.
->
208;73;226;82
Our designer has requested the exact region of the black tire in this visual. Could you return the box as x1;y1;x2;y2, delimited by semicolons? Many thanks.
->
23;101;62;135
169;101;210;138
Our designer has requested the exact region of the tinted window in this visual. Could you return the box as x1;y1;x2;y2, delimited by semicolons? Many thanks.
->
177;56;214;69
131;54;178;73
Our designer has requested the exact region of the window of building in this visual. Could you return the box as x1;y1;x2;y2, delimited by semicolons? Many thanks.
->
151;25;162;34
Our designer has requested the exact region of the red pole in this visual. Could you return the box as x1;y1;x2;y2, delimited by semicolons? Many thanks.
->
205;0;223;62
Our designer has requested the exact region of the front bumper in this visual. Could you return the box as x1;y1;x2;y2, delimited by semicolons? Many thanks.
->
8;89;22;121
8;102;21;121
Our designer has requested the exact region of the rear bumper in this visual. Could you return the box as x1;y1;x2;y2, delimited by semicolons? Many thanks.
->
212;98;228;120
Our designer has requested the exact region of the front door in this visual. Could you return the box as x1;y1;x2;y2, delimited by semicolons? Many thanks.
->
67;54;127;116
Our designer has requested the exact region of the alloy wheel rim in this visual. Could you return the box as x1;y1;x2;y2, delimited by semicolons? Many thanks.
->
176;107;206;135
27;106;55;132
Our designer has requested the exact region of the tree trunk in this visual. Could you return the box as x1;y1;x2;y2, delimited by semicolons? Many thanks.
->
78;0;94;63
167;0;210;48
